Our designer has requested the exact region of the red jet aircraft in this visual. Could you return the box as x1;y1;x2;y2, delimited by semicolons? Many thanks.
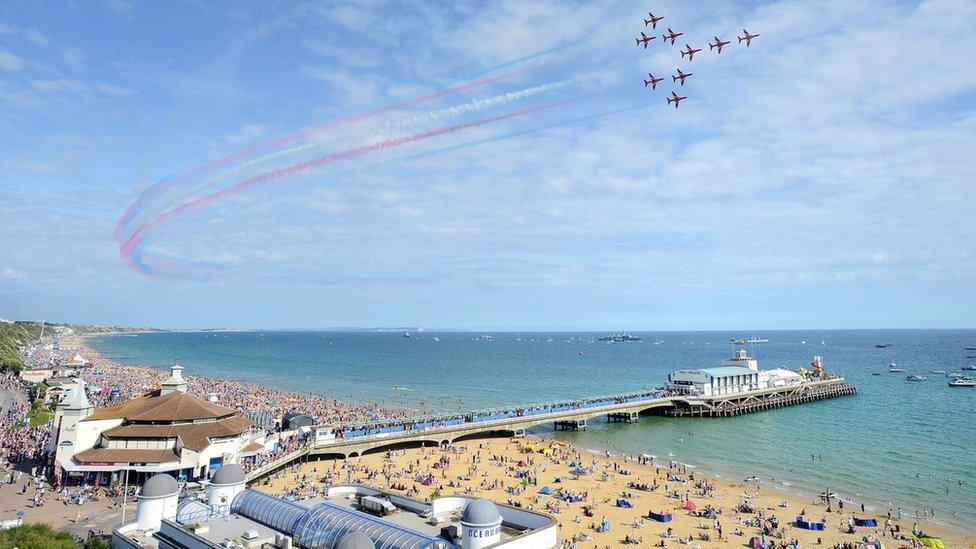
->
680;43;702;61
636;31;655;49
643;73;664;90
662;27;683;45
672;69;692;85
667;91;687;108
644;12;664;29
738;29;759;46
709;36;731;53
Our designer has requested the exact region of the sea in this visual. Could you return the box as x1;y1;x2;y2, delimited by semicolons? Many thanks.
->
87;329;976;532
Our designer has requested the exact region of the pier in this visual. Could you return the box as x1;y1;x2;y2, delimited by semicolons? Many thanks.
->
246;377;856;482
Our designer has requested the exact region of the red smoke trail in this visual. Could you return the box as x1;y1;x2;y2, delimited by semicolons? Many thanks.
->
121;97;580;276
115;62;557;241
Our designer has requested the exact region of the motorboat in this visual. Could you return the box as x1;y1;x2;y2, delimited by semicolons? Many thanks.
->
931;370;947;374
401;332;411;338
871;372;881;376
906;374;926;381
962;364;976;371
874;343;890;348
746;336;769;343
888;362;904;373
965;346;976;351
949;377;975;387
947;372;963;379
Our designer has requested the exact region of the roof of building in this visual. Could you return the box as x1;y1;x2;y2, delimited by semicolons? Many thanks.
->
140;473;178;498
231;489;446;549
211;463;245;486
73;447;180;465
82;389;238;423
335;531;376;549
100;415;250;451
462;499;500;525
703;366;758;376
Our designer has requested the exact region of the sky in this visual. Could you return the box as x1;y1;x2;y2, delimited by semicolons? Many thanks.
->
1;0;975;331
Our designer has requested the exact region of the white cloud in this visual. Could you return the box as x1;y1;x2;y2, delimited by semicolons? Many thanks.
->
0;49;23;71
101;0;135;19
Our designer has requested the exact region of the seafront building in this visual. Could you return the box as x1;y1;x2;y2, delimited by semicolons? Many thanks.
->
666;348;805;397
52;364;260;486
112;467;558;549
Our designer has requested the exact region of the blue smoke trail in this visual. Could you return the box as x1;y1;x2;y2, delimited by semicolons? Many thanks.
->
397;103;644;162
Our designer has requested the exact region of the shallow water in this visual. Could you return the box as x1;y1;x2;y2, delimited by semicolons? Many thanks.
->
89;329;976;530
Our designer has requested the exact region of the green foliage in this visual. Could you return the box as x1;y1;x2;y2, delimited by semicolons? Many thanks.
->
83;535;111;549
0;522;79;549
28;400;53;427
0;321;45;373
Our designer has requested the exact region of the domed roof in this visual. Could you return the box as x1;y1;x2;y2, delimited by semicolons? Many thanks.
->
335;531;375;549
461;499;500;525
140;473;178;498
176;499;214;524
211;463;245;486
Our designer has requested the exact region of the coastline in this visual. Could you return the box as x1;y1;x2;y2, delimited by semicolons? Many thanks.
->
74;332;976;539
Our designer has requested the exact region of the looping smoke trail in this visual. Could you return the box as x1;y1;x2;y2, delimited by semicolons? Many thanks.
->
122;97;583;275
115;57;569;241
132;80;573;228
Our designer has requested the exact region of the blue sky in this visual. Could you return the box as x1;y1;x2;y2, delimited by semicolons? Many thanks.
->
1;0;974;330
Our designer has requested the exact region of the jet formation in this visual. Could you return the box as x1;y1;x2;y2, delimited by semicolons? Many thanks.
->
635;9;759;108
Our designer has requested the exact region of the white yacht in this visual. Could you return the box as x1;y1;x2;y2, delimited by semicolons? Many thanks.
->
888;362;904;373
949;377;975;387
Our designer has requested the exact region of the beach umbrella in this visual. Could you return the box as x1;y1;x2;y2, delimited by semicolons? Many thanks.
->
539;486;552;495
683;500;697;511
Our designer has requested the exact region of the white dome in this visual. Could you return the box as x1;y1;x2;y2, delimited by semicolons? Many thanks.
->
461;499;500;525
140;473;178;498
211;463;245;486
335;531;375;549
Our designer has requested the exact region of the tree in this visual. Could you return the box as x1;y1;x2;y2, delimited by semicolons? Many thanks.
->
0;522;78;549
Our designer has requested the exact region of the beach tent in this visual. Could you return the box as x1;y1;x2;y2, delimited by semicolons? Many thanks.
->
795;516;825;531
615;499;633;508
648;511;672;523
683;500;697;512
854;518;878;527
539;486;552;495
913;535;945;549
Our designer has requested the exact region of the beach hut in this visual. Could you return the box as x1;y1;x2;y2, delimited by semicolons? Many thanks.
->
538;486;552;495
648;511;672;523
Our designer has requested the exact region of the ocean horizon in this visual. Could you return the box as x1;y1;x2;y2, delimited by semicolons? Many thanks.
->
87;328;976;533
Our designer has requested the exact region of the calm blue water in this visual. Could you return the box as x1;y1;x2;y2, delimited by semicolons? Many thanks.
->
88;329;976;531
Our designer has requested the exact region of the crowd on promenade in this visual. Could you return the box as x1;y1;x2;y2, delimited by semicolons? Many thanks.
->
0;372;53;472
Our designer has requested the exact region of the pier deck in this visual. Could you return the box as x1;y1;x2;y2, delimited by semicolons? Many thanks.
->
246;377;855;482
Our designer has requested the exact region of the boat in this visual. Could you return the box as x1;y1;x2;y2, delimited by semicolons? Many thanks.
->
746;336;769;343
871;372;881;376
874;343;890;348
432;336;440;342
732;338;747;345
888;362;904;373
401;332;411;338
653;340;664;345
906;374;926;381
930;369;947;374
599;332;642;343
966;346;976;351
947;372;963;378
962;364;976;371
949;377;975;387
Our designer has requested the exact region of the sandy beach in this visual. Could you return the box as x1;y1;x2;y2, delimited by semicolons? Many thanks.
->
260;437;971;548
